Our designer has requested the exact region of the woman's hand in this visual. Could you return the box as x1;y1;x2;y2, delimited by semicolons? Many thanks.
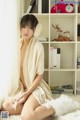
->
16;91;30;104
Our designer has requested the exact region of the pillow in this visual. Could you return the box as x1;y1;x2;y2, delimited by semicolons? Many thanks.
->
43;94;80;116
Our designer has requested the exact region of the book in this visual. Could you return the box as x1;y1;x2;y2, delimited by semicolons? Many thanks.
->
42;0;49;13
57;48;61;68
50;47;61;68
38;0;42;13
77;24;80;37
51;85;74;94
50;47;54;68
38;0;49;13
50;47;57;68
26;0;36;13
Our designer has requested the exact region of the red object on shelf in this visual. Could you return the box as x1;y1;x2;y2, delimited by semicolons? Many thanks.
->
64;4;74;13
50;0;74;13
51;4;57;13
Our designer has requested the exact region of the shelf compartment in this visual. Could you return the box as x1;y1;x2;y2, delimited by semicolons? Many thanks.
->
50;43;75;69
50;71;75;86
50;15;76;42
50;71;75;94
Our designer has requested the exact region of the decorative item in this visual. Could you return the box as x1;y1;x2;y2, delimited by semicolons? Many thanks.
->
51;0;74;13
65;4;74;13
52;24;63;39
52;24;71;41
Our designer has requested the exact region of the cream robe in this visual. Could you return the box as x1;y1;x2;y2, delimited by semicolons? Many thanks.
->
20;36;53;104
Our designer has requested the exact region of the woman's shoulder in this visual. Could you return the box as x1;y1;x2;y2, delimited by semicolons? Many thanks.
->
34;41;44;51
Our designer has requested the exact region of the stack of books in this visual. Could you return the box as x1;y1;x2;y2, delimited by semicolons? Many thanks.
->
51;85;74;94
50;47;61;69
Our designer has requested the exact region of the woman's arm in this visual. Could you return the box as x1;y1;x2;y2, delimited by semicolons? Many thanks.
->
20;78;27;90
27;74;43;95
17;74;43;104
27;43;44;95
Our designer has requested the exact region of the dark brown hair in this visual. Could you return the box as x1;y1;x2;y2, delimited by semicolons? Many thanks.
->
20;14;38;30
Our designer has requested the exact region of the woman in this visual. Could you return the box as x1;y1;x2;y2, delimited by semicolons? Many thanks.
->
1;14;55;120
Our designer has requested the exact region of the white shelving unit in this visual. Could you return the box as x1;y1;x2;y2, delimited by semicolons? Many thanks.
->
20;0;80;95
49;0;80;95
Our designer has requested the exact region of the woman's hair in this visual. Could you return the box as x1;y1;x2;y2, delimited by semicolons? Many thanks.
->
20;14;38;30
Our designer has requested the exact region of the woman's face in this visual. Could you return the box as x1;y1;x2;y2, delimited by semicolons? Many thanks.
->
21;24;34;40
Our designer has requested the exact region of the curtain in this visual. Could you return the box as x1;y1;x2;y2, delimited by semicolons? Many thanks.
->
0;0;21;98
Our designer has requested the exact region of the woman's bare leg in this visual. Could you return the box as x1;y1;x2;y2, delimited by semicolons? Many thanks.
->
20;94;55;120
1;97;23;115
34;105;55;120
20;94;40;120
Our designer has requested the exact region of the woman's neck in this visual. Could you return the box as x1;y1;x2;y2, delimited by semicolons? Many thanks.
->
23;39;30;46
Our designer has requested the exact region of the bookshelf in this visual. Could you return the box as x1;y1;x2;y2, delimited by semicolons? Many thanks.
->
49;0;80;95
20;0;80;96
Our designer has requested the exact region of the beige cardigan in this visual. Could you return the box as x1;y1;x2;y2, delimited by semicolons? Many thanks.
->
20;37;52;104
